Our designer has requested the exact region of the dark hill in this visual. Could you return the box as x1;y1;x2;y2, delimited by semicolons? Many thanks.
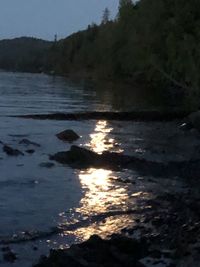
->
0;37;52;73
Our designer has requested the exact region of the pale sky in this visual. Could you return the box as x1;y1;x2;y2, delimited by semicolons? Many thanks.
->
0;0;119;40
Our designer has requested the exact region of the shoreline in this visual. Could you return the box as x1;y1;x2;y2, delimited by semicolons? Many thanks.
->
13;110;189;122
33;189;200;267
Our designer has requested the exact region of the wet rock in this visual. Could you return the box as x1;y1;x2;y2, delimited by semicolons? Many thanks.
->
3;251;17;262
187;111;200;131
50;145;100;167
50;145;139;170
49;145;200;178
179;122;193;131
19;138;41;147
39;162;55;168
3;145;24;156
26;149;35;154
1;246;10;252
56;129;80;142
34;235;148;267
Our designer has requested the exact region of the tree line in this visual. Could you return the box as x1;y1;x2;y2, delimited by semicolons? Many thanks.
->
47;0;200;108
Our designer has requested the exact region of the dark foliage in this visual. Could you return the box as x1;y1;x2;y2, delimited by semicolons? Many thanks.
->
0;37;52;73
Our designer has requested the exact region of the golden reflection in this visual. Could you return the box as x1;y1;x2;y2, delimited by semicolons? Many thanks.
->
85;120;123;154
63;120;135;241
76;168;129;215
64;215;136;242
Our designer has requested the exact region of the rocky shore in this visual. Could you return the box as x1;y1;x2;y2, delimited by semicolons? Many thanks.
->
33;111;200;267
1;110;200;267
34;190;200;267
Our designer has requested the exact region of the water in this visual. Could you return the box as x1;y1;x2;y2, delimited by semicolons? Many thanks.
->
0;71;194;266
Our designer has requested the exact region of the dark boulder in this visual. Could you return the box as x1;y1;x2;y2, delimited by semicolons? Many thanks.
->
50;145;100;168
50;145;136;170
56;129;80;142
3;145;24;156
50;146;200;178
3;251;17;263
26;149;35;154
186;110;200;132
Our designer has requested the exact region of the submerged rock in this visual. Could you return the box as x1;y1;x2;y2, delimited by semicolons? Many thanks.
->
56;129;80;142
26;149;35;154
3;145;24;156
19;139;41;147
3;250;17;263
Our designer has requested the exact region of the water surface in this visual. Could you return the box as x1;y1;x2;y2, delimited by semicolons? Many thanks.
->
0;72;192;267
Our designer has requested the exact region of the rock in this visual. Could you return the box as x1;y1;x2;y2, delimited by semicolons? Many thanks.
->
3;251;17;262
3;145;24;156
187;111;200;131
1;246;11;252
26;149;35;154
50;145;137;170
19;139;41;147
179;122;193;131
39;162;55;168
50;145;100;167
56;129;80;142
34;235;148;267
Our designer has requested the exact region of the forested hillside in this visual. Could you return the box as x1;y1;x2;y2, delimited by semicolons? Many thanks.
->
0;37;52;72
49;0;200;108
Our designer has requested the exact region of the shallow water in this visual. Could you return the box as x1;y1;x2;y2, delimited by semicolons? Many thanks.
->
0;71;195;267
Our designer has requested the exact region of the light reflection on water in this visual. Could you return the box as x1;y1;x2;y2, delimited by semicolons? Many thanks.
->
64;120;135;241
77;168;129;215
85;120;123;154
68;215;136;241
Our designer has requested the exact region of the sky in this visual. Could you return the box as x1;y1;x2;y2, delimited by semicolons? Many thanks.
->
0;0;119;41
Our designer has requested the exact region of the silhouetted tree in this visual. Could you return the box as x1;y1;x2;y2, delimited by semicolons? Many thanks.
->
102;8;110;24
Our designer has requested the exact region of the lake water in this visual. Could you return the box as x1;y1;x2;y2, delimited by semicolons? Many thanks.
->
0;71;194;267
